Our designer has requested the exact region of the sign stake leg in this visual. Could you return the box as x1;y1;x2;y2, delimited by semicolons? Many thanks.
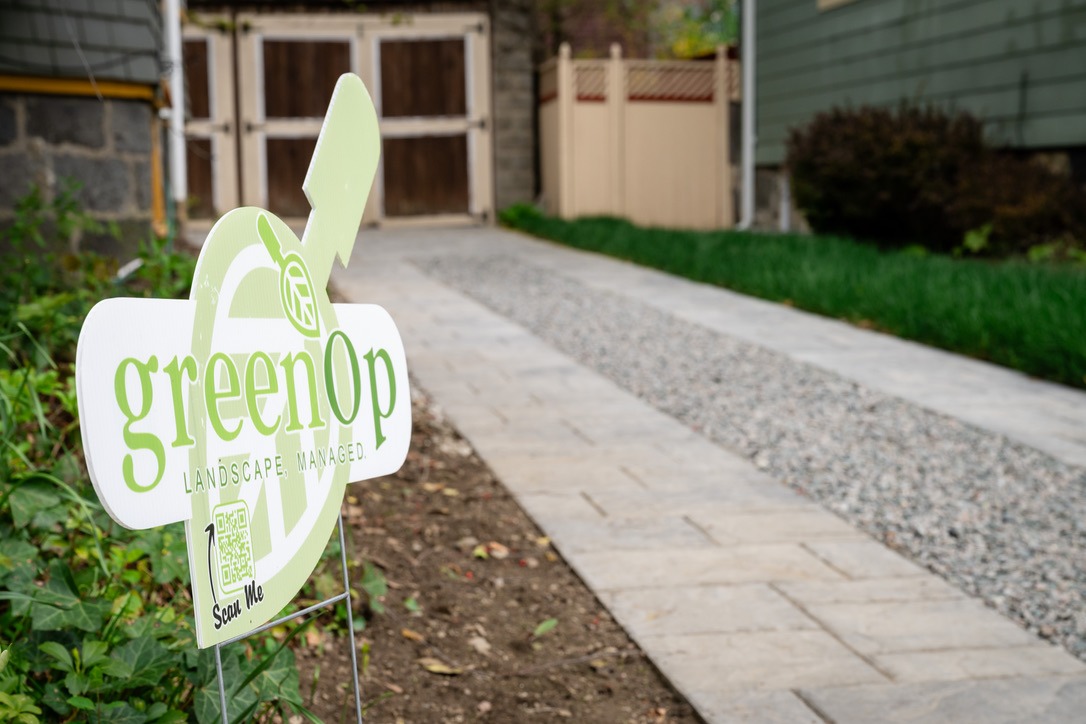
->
215;642;229;724
339;511;364;723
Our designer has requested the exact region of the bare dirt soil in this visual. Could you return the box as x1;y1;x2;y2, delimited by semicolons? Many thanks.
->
293;387;699;724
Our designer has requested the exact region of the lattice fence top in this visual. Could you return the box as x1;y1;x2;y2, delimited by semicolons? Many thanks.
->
574;62;607;101
727;61;740;101
626;62;714;103
539;53;738;105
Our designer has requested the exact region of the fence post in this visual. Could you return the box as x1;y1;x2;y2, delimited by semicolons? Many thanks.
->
608;43;625;218
716;45;734;227
557;42;574;219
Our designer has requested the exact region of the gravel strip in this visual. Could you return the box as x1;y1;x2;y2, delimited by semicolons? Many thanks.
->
415;253;1086;661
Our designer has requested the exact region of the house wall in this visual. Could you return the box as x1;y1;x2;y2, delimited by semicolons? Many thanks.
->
0;0;162;84
0;1;162;254
0;94;156;254
757;0;1086;166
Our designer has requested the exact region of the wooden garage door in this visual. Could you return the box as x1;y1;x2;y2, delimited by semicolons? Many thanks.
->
260;39;351;217
379;37;475;218
226;12;491;224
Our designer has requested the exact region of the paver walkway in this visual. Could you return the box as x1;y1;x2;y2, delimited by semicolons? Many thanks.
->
331;225;1086;722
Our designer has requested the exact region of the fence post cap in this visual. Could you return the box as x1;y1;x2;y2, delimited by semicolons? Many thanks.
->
610;43;622;59
560;42;572;58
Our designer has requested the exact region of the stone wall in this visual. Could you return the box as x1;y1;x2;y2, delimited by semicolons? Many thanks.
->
753;167;809;234
0;93;154;256
490;0;537;212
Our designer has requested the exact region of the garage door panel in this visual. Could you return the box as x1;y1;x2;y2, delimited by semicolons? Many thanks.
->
266;137;318;217
380;39;466;118
383;135;469;216
263;40;351;119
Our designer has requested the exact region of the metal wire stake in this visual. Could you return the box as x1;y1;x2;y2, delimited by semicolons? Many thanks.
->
215;642;229;724
211;511;364;723
339;511;365;723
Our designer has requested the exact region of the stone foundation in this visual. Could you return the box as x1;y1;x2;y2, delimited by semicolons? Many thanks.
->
0;93;155;256
491;0;537;212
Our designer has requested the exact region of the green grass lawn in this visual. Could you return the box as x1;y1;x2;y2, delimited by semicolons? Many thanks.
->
500;205;1086;390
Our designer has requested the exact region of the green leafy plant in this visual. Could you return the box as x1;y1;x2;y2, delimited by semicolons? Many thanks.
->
657;0;737;58
359;562;389;616
0;184;316;722
959;223;992;256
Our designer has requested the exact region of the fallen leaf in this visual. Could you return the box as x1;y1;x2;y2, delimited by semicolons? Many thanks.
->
535;536;550;548
442;487;460;497
472;544;489;559
401;628;425;642
532;618;558;638
422;482;445;493
384;682;404;694
467;635;491;655
477;701;492;714
487;542;509;560
418;657;462;675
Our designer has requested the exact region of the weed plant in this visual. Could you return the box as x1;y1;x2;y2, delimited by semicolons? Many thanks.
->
501;206;1086;390
0;185;319;722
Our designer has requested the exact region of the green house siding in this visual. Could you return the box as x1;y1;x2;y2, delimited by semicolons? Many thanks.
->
0;0;162;85
757;0;1086;165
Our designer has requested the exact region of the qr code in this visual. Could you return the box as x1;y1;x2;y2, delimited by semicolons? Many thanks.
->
214;501;254;595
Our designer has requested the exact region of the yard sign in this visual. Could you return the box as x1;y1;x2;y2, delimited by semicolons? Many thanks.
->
76;74;410;648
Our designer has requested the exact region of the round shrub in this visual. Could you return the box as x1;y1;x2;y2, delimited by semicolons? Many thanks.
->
950;152;1086;256
786;104;1086;256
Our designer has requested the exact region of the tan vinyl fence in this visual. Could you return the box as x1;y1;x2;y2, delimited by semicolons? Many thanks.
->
538;43;738;230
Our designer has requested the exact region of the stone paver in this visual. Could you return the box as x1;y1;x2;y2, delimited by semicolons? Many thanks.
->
800;598;1041;655
569;545;846;591
800;539;930;579
800;676;1086;723
643;630;887;691
875;646;1086;684
688;691;824;724
599;584;819;637
328;226;1086;722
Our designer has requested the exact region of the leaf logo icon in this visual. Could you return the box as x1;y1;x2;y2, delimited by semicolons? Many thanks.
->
280;255;320;337
257;213;321;338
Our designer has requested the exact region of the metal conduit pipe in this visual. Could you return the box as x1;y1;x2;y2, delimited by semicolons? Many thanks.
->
737;0;755;230
164;0;187;227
